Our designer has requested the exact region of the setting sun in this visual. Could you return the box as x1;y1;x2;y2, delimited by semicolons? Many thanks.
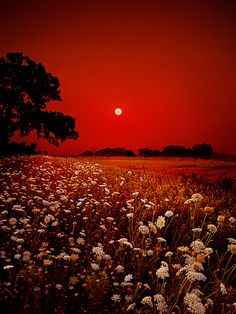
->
115;108;122;116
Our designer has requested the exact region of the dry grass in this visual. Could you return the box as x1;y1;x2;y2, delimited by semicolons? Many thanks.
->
0;155;235;313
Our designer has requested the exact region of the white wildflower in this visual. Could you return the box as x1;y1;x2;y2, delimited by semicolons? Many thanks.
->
165;251;174;258
187;271;207;282
156;262;169;280
3;265;14;270
148;221;157;234
153;294;168;313
127;303;136;311
38;229;46;233
125;295;133;303
147;250;154;256
106;216;114;222
22;251;31;261
104;254;111;260
184;290;205;314
228;244;236;254
124;274;133;282
184;254;196;266
115;265;124;273
191;193;204;202
9;218;17;225
207;224;217;233
118;237;128;243
191;240;205;253
220;283;227;295
123;241;133;249
165;210;173;217
143;283;151;289
92;246;105;260
205;298;213;306
185;193;203;204
77;238;85;245
227;238;236;244
157;237;166;243
42;200;50;206
91;263;99;271
177;246;190;253
161;261;168;267
126;213;134;219
156;216;165;229
229;216;235;223
192;228;202;233
184;198;194;204
111;294;121;303
203;247;213;257
63;255;71;260
55;284;63;290
141;296;153;307
138;225;149;235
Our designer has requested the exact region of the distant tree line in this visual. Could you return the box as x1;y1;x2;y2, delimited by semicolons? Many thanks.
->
140;143;214;158
80;143;214;159
81;147;136;157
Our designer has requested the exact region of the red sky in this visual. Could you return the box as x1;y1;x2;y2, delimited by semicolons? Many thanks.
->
1;0;236;154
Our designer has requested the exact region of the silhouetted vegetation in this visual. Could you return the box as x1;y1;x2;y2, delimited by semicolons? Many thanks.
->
162;145;193;157
192;143;213;158
80;150;94;157
137;143;214;159
211;151;226;159
79;143;215;159
95;147;136;157
0;52;78;155
138;148;161;157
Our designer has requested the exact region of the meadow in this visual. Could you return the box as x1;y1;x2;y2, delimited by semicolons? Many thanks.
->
83;157;236;181
0;155;235;313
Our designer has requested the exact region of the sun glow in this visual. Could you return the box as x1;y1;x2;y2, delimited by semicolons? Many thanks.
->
115;108;122;116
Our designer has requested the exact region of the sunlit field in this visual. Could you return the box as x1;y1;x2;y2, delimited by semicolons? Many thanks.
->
82;157;236;181
0;155;235;313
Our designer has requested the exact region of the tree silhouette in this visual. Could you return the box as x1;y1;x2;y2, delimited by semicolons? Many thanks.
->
162;145;192;157
80;150;94;157
95;147;136;157
192;143;213;158
0;52;78;151
138;148;161;157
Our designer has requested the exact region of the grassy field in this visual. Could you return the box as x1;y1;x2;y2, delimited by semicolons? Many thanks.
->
0;155;235;313
80;156;236;181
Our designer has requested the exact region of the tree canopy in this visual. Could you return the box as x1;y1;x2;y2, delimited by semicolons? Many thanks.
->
162;145;193;157
0;52;78;151
95;147;136;157
138;148;161;157
192;143;213;158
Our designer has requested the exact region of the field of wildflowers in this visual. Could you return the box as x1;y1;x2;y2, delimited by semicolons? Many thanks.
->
0;155;235;313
